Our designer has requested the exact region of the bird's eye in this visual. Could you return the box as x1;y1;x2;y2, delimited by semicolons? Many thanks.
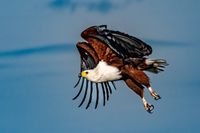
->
85;71;88;74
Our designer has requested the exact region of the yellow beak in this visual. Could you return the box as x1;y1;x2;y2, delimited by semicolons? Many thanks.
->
81;71;87;77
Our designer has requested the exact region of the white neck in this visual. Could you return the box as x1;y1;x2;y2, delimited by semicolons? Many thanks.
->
86;61;122;83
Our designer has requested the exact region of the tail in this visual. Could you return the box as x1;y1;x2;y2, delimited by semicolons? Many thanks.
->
144;59;168;74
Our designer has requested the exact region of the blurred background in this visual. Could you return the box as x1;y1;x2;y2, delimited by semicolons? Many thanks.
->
0;0;200;133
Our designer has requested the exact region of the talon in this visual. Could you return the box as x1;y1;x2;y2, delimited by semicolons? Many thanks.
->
144;103;154;113
148;105;154;113
154;95;161;100
142;97;154;113
151;91;161;100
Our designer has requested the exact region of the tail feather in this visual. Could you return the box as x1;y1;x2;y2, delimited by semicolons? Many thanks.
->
144;59;168;74
124;57;168;74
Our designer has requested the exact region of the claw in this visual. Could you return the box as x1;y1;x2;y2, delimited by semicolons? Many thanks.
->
146;104;154;113
142;98;154;113
154;95;161;100
151;91;161;100
144;103;154;113
148;87;161;100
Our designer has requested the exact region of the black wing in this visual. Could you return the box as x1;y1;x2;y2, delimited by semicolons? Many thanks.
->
73;42;117;109
82;25;152;58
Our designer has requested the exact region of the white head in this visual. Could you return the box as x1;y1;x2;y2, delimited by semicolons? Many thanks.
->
81;69;97;82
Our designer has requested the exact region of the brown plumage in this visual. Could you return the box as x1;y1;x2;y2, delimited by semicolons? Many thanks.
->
74;25;168;113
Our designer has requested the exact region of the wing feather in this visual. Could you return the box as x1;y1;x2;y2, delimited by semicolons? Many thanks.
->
81;25;152;58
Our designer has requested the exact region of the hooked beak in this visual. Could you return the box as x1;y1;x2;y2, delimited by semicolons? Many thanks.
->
81;71;87;77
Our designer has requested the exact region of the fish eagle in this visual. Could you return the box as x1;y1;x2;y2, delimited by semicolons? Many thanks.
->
73;25;168;113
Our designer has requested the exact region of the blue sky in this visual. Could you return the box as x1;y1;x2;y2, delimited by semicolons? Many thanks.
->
0;0;200;133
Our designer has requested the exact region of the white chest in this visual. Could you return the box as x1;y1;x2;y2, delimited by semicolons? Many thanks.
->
88;61;122;83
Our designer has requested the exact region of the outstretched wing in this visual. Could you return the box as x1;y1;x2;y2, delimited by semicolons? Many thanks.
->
81;25;152;58
73;42;117;109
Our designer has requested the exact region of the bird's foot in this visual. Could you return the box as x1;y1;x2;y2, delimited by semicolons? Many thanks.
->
151;91;161;100
142;97;154;113
148;87;161;100
144;102;154;113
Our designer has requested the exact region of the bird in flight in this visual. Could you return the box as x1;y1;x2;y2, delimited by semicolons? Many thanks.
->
73;25;168;113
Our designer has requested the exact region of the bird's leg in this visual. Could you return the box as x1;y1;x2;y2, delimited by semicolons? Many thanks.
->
122;64;161;101
142;97;154;113
123;77;154;113
147;87;161;100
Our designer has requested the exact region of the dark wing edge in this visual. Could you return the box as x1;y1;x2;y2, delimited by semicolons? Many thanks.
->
104;29;152;58
82;25;152;58
73;42;117;109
